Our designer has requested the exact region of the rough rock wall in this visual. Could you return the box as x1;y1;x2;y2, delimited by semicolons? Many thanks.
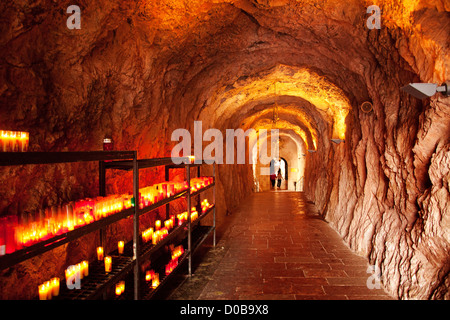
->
0;1;254;299
303;27;449;299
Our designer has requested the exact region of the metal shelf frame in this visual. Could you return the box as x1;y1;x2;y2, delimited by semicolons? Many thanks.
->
101;157;216;300
0;152;216;300
165;160;216;277
0;151;137;270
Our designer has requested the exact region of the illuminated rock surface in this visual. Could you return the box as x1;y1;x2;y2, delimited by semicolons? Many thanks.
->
0;0;448;299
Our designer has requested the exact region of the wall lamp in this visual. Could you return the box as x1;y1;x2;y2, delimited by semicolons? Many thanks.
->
401;82;449;99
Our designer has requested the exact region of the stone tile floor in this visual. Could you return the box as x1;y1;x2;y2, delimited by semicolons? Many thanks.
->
165;192;394;300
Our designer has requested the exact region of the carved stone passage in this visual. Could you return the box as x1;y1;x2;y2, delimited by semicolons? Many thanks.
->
0;0;448;299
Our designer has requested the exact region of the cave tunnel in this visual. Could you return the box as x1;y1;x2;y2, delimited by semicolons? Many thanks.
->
0;0;449;301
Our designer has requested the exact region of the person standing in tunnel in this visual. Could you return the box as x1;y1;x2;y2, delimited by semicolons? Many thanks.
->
270;173;276;188
277;169;284;189
270;159;277;189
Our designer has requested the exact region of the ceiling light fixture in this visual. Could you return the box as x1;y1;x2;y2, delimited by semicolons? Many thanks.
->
401;82;449;99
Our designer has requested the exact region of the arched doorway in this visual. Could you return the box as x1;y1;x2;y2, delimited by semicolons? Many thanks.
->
280;157;288;181
269;158;288;189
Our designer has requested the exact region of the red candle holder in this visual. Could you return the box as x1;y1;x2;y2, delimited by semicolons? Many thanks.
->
103;138;113;151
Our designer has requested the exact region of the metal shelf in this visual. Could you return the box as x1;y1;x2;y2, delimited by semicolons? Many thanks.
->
0;207;135;270
141;250;190;300
104;157;189;171
191;226;216;255
0;187;209;270
110;205;215;263
56;255;134;300
137;189;188;217
140;224;215;300
0;152;216;300
190;182;215;197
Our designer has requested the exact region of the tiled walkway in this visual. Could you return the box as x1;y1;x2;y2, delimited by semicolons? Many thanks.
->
168;192;393;300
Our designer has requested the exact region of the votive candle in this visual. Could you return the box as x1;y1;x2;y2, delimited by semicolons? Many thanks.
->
152;273;160;288
45;280;52;300
118;241;124;255
115;283;122;296
97;246;104;261
81;260;89;277
38;283;48;300
51;277;60;297
115;281;125;296
104;256;112;273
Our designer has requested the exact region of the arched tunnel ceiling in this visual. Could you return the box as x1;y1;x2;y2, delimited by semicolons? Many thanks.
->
252;129;307;155
149;0;448;146
141;0;448;85
226;95;331;150
198;64;351;140
249;118;312;149
241;104;319;150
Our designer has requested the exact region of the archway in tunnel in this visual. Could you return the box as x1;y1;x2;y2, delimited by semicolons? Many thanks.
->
276;157;288;190
252;131;304;192
268;157;288;189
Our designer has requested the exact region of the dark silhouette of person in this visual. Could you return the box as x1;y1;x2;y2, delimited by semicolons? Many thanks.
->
277;169;283;188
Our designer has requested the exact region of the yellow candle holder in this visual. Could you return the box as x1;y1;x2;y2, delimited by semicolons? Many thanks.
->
104;256;112;273
118;241;124;255
97;246;104;261
50;277;60;297
151;273;160;288
38;283;48;300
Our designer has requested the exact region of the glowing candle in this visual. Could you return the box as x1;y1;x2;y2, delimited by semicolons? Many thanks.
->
97;246;104;261
51;277;60;297
115;283;122;296
162;184;167;198
0;131;7;152
104;256;112;273
119;281;125;293
81;260;89;277
142;227;153;243
151;273;159;288
9;131;18;152
115;281;125;296
65;204;75;231
18;132;29;152
45;280;52;300
155;220;161;231
152;231;157;245
118;241;124;254
145;270;154;282
65;265;74;284
38;283;48;300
